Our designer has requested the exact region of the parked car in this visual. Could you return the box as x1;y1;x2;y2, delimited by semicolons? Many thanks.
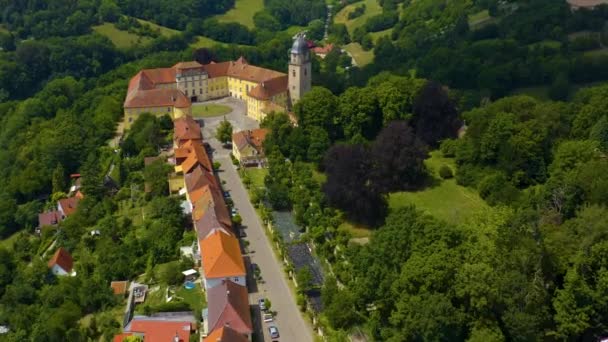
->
231;208;237;216
269;326;280;339
263;313;273;323
224;191;231;198
258;298;266;311
239;229;247;238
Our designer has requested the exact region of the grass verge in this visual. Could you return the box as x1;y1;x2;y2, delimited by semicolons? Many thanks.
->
92;23;151;49
334;0;383;35
343;43;374;66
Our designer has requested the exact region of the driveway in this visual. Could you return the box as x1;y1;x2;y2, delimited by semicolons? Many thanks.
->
216;157;314;342
197;98;259;159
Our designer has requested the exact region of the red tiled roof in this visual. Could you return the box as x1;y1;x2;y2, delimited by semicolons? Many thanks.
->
173;61;203;71
201;232;245;279
185;165;218;194
58;197;80;217
48;247;74;273
111;281;129;295
117;320;192;342
248;76;288;100
201;57;286;84
38;211;61;227
204;326;248;342
312;43;335;55
207;281;252;335
174;116;202;142
180;141;212;174
194;202;232;241
124;88;190;109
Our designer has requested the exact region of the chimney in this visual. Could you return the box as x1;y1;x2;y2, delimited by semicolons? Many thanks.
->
173;332;179;342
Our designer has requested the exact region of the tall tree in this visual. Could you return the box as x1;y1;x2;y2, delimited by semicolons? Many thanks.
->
322;144;386;226
412;81;461;147
51;163;66;194
215;117;233;146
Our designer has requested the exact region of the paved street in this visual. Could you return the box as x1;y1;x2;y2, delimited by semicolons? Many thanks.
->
216;156;314;342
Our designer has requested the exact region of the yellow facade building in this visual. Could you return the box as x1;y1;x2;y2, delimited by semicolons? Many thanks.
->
123;34;311;127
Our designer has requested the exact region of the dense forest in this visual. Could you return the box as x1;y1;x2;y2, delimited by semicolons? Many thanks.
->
1;0;608;341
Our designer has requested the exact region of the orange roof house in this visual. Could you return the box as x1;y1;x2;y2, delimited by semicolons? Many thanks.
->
48;247;74;276
115;317;194;342
185;165;218;194
232;128;269;165
38;211;61;228
203;326;248;342
57;196;80;218
248;76;288;101
205;281;252;337
201;231;245;280
175;141;212;175
173;116;202;147
312;43;335;58
567;0;608;10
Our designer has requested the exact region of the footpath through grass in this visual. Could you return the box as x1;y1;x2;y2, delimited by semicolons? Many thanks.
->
343;43;374;66
191;104;232;117
216;0;264;29
389;151;490;225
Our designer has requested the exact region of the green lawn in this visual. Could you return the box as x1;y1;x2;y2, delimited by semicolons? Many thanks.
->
343;42;374;66
335;0;383;35
244;168;268;189
175;283;206;313
528;40;562;50
389;151;489;224
584;48;608;58
191;104;232;117
92;23;152;49
216;0;264;29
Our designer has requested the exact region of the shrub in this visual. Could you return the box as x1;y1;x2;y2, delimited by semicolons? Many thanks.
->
440;139;459;157
212;161;221;170
439;165;453;179
478;173;520;205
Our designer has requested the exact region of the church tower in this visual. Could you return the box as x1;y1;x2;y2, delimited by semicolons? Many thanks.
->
288;33;311;107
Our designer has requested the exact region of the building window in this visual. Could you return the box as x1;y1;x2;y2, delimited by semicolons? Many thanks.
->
185;90;188;96
167;107;171;112
292;70;296;77
128;117;133;122
199;81;202;86
199;89;202;94
304;67;307;76
292;85;295;90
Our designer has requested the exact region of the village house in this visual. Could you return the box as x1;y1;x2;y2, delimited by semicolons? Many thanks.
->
57;196;81;219
114;314;196;342
231;128;269;166
111;281;129;297
173;115;202;148
200;231;246;289
123;34;311;126
203;280;252;340
37;210;61;233
48;247;75;276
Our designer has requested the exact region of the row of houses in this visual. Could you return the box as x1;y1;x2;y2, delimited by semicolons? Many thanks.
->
115;115;251;341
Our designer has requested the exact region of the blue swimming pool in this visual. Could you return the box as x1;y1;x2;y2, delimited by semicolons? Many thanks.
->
184;281;195;290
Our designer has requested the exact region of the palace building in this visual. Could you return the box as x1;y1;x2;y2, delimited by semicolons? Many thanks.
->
123;34;311;128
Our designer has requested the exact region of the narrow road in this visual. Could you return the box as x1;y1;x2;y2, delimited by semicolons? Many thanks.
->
216;157;313;342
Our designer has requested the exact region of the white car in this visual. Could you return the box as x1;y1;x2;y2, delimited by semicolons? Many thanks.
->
263;313;273;323
269;326;279;339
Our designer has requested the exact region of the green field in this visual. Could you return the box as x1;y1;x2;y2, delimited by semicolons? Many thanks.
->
339;221;372;238
389;151;489;224
92;23;152;48
335;0;383;35
343;42;374;66
217;0;264;29
191;104;232;117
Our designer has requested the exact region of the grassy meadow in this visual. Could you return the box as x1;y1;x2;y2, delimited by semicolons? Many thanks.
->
216;0;264;29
